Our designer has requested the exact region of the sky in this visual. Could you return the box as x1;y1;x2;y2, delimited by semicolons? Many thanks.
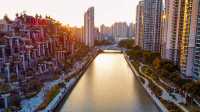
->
0;0;140;27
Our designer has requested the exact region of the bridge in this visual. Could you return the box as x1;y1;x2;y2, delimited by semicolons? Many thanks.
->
96;44;126;53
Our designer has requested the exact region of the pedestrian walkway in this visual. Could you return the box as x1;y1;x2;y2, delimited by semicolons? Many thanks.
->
139;64;189;112
126;57;168;112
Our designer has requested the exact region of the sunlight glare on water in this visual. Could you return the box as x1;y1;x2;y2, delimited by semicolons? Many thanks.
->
60;53;159;112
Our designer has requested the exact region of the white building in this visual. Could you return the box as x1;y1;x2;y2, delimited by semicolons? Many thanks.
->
111;22;128;42
143;0;162;52
84;7;95;47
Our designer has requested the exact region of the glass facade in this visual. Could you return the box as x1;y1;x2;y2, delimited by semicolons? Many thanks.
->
143;0;162;52
193;1;200;78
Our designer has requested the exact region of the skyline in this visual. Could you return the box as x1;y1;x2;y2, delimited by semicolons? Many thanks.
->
0;0;139;27
1;0;200;112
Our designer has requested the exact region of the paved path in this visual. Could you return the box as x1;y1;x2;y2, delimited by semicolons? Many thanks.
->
139;63;189;112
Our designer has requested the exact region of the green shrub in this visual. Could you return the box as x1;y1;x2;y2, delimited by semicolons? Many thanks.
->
118;39;135;49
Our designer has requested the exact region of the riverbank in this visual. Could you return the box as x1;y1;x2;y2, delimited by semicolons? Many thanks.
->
58;52;160;112
124;47;200;112
52;52;98;112
19;49;100;112
124;53;168;112
41;50;99;112
124;53;200;112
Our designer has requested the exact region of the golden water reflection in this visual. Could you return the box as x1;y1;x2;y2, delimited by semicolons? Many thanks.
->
60;53;159;112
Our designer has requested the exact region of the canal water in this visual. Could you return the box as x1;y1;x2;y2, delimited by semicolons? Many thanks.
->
60;53;159;112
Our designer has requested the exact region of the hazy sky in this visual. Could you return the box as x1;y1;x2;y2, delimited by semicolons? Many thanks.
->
0;0;139;27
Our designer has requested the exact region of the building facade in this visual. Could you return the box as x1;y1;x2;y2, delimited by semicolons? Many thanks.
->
0;19;12;33
111;22;128;42
161;0;180;64
94;27;100;41
193;0;200;78
128;23;135;38
135;1;144;48
161;0;200;79
160;8;167;59
143;0;162;52
100;24;112;40
84;7;95;47
0;14;76;83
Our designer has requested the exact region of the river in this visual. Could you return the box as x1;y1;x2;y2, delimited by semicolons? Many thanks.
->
60;53;159;112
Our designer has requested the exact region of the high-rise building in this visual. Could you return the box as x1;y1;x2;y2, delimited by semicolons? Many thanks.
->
100;24;112;40
161;0;179;63
128;23;135;38
160;8;167;59
94;27;100;40
161;0;200;78
84;7;95;47
135;1;144;48
111;22;128;42
193;0;200;78
177;0;196;77
143;0;162;52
